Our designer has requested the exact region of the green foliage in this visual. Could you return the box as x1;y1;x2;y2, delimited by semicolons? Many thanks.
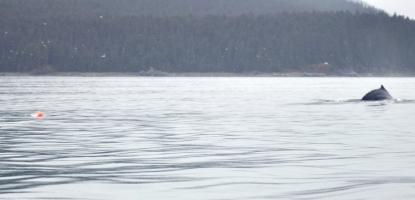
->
1;0;414;74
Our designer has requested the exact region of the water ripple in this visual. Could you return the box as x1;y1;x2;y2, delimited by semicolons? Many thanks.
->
1;77;415;199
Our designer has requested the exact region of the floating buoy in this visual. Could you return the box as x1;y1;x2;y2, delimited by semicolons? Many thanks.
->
31;111;44;118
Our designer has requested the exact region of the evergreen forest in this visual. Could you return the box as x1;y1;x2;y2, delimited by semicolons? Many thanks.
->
1;0;415;75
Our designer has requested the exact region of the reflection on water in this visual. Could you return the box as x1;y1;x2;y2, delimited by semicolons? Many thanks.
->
1;77;415;199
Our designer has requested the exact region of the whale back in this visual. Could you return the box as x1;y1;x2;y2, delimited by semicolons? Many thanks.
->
362;85;393;101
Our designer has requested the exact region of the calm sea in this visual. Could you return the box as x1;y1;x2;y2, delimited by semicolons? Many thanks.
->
1;77;415;199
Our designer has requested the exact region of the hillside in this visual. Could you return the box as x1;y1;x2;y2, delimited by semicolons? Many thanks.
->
1;0;378;16
1;0;414;76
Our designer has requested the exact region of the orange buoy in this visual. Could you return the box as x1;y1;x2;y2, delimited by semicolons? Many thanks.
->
32;111;44;118
37;111;44;117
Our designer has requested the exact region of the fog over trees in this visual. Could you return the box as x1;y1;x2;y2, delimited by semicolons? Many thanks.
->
1;0;414;75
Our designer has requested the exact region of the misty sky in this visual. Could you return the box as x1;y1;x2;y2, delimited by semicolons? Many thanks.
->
362;0;415;19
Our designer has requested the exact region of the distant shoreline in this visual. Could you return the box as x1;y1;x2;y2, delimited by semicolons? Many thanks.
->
1;72;414;77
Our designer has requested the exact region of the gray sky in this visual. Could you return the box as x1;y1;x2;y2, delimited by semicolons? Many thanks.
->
362;0;415;19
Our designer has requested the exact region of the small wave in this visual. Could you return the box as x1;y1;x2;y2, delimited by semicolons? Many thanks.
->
305;98;415;106
303;99;360;105
0;112;45;120
394;99;415;104
0;114;28;118
362;98;415;106
0;116;26;119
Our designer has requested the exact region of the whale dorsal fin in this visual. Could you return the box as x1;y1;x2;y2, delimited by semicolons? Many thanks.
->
381;85;385;90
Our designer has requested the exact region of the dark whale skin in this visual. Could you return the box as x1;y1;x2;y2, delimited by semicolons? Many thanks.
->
362;85;393;101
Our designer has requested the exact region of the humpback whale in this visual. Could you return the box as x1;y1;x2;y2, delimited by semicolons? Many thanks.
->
362;85;393;101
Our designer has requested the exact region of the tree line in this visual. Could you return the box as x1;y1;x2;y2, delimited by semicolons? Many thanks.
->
1;9;414;74
0;0;378;16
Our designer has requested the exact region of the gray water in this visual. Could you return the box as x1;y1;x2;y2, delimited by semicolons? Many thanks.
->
1;77;415;200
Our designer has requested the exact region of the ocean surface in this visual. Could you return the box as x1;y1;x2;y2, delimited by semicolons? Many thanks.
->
1;77;415;200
